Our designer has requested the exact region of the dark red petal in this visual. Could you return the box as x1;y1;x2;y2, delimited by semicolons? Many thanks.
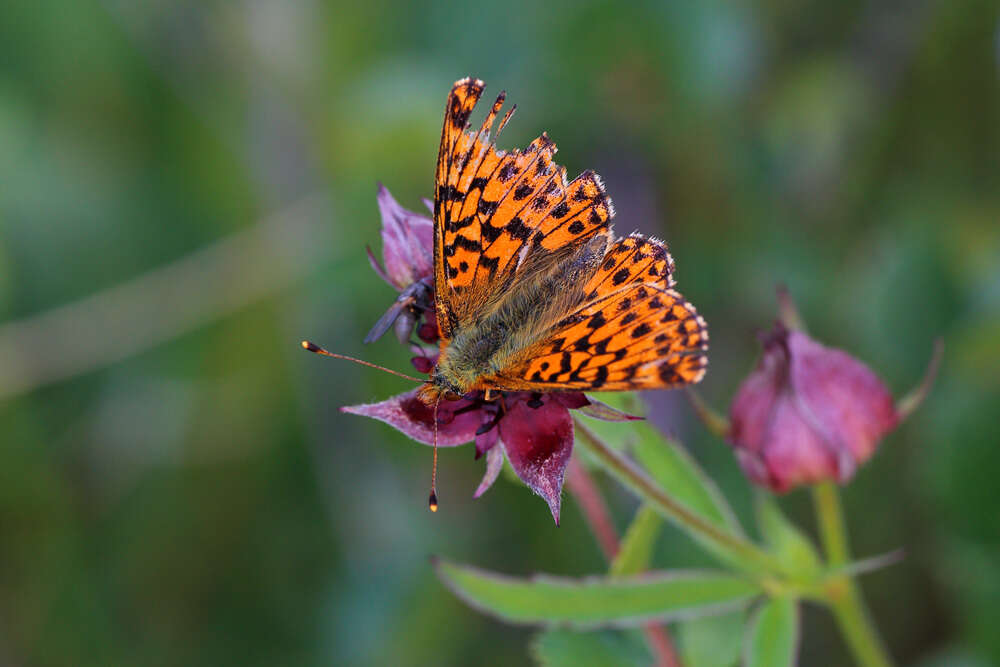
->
786;330;899;467
376;184;434;289
341;388;482;447
552;392;589;410
498;399;574;524
474;445;504;498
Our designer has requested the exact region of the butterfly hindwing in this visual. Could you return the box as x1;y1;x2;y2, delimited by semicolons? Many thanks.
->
433;78;614;336
495;233;709;391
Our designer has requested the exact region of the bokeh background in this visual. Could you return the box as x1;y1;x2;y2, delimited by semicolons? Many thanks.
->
1;0;998;665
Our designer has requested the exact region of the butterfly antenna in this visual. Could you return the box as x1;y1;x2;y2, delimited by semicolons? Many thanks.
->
300;340;425;383
429;396;440;512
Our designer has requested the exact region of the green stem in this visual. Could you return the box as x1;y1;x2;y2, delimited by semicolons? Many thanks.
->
812;482;893;667
813;481;850;566
574;418;783;575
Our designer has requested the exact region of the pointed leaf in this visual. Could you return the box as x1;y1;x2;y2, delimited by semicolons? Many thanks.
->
679;611;744;667
610;504;662;577
633;422;744;535
434;558;760;628
532;629;651;667
744;597;799;667
583;393;744;539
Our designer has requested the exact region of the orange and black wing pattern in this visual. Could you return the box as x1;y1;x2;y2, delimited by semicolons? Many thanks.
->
432;78;614;338
496;233;709;391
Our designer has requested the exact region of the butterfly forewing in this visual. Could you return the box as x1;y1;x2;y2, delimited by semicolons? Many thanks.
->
430;78;707;398
433;78;614;333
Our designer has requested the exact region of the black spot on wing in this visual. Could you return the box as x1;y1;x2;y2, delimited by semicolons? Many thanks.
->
588;312;607;329
514;184;534;200
481;221;503;243
451;235;481;252
479;254;500;277
506;216;531;241
631;322;652;338
559;352;572;373
498;162;518;182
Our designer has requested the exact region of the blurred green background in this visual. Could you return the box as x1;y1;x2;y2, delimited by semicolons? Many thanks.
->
1;0;997;665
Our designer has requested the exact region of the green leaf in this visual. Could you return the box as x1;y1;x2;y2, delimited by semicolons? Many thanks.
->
532;629;651;667
585;392;744;537
755;492;821;577
434;558;761;629
678;610;744;667
610;504;662;577
744;597;799;667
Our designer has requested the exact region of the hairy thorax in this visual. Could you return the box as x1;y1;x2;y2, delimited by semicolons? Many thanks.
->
419;281;576;403
417;236;607;405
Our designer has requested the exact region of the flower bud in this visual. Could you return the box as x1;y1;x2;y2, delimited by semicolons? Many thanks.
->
728;323;899;492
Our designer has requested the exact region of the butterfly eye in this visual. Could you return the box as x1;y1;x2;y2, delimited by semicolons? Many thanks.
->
443;390;462;401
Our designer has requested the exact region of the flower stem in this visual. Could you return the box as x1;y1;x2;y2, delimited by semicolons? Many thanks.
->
684;388;730;438
574;418;783;574
565;457;681;667
812;482;893;667
813;481;849;566
565;457;619;560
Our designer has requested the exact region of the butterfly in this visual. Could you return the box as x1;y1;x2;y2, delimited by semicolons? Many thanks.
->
417;77;708;405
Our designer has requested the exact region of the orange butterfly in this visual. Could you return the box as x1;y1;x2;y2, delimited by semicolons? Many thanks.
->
306;77;709;515
418;77;708;405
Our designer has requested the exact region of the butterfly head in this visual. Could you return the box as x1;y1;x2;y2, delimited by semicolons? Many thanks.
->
417;368;465;404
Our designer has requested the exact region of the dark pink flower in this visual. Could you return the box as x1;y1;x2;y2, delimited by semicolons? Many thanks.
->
367;184;434;290
364;185;437;345
728;322;900;492
343;390;638;523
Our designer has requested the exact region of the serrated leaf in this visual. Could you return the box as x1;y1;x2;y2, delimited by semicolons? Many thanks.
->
755;492;821;577
532;629;651;667
434;558;761;629
679;610;744;667
610;504;662;577
744;597;799;667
